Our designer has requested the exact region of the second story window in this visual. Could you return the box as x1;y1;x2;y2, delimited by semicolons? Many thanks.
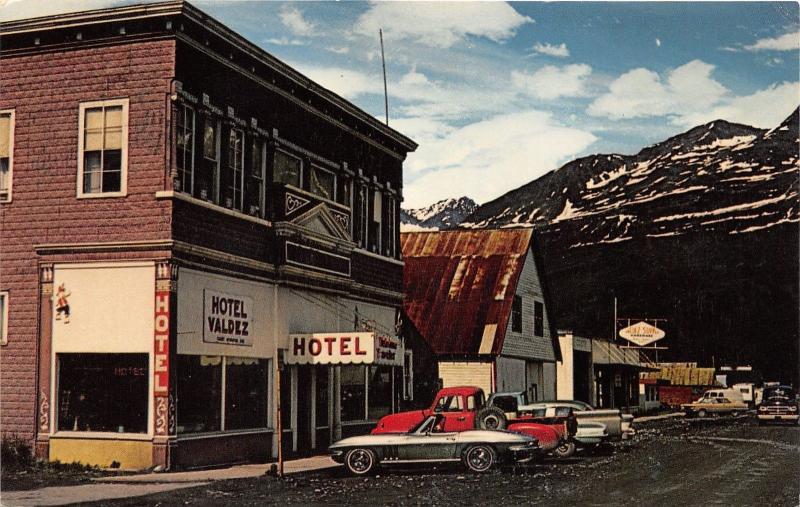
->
273;149;302;188
223;128;244;210
368;188;382;254
0;110;13;202
310;164;335;201
512;295;522;333
78;99;128;197
245;138;266;217
534;300;544;337
357;183;368;248
175;104;195;194
196;116;219;202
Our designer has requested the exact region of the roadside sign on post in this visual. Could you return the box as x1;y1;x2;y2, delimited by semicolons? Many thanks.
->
619;321;666;347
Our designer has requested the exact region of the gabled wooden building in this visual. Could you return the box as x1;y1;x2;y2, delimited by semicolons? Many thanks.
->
401;229;561;400
0;1;416;469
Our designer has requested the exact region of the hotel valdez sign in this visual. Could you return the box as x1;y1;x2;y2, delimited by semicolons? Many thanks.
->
287;332;403;366
203;290;254;346
619;321;666;347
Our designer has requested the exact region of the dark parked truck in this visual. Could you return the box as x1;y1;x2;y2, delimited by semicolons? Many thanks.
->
370;386;575;453
757;385;799;425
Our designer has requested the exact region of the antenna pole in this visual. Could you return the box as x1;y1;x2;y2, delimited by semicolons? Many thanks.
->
380;28;389;125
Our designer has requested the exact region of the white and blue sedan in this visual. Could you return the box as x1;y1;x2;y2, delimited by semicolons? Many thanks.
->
329;414;539;475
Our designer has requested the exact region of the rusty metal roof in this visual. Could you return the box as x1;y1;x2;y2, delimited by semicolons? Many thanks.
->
401;229;534;356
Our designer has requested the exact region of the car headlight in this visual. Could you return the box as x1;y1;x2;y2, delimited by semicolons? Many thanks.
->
758;406;767;412
789;406;798;412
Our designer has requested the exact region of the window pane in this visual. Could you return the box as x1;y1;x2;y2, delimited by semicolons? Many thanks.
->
83;152;102;193
176;355;222;433
534;301;544;337
105;106;122;128
102;170;121;193
104;127;122;150
85;129;103;152
368;366;392;420
225;357;268;431
338;178;351;207
203;120;217;160
0;114;9;157
341;365;365;421
273;150;301;187
310;166;335;201
85;108;103;130
1;158;8;195
0;294;5;342
57;353;148;433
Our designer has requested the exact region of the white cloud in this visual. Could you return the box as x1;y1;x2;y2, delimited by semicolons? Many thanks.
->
295;66;382;99
279;5;316;37
588;60;729;120
532;42;569;57
327;46;350;55
744;31;799;52
265;37;305;47
400;110;597;207
655;38;661;47
512;64;592;100
676;81;799;128
354;2;532;48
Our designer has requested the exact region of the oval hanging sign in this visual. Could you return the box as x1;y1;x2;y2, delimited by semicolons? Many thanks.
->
619;321;665;346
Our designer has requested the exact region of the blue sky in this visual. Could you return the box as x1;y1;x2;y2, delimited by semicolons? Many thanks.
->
4;1;798;207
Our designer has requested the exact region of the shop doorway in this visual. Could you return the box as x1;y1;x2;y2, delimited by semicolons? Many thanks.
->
573;351;592;404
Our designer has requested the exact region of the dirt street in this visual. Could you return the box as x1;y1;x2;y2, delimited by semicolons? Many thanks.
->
93;417;799;507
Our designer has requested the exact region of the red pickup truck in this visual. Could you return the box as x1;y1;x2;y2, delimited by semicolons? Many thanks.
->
372;386;575;453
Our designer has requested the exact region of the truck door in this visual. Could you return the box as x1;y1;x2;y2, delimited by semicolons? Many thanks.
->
436;395;474;432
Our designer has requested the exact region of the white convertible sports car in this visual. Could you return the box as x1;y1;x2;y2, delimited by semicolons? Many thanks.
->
329;414;540;475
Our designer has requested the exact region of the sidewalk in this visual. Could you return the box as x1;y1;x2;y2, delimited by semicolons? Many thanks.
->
0;455;337;507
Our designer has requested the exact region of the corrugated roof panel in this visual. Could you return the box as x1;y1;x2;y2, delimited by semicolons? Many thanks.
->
402;229;533;356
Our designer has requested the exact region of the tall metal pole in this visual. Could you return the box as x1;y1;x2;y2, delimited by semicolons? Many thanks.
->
380;28;389;125
613;297;617;341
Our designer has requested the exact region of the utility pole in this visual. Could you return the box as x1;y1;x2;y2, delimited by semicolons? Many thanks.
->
380;28;389;125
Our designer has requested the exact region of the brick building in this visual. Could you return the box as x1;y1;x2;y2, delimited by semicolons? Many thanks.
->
0;1;416;469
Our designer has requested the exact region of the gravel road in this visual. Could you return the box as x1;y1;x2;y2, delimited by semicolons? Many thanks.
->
94;416;800;507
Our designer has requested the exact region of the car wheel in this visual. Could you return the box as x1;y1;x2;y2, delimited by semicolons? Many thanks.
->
697;409;707;419
463;444;495;473
475;406;507;430
552;441;576;458
344;448;377;475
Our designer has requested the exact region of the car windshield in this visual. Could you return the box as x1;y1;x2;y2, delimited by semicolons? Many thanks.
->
764;386;796;400
435;395;464;412
411;415;444;434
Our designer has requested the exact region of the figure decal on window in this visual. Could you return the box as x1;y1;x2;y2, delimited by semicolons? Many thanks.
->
55;283;71;323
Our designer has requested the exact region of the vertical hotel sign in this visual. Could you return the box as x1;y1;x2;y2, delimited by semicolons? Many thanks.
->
153;290;170;395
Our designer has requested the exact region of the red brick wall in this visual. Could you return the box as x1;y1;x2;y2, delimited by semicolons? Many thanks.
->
0;40;176;439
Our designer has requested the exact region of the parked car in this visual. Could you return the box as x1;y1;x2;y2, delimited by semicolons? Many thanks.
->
681;396;748;418
757;385;799;425
371;386;575;453
330;414;540;474
525;401;635;440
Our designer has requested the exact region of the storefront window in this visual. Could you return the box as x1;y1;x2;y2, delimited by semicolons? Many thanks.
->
57;353;148;433
341;365;366;421
225;357;268;431
177;355;222;433
368;366;392;421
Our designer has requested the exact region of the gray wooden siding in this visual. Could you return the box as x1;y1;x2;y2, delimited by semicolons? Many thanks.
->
500;248;556;362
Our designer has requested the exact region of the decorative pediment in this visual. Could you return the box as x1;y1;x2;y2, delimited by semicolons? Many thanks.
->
292;203;351;241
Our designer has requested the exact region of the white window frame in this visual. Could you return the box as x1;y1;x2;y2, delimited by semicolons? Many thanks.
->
77;98;129;198
0;291;8;346
0;109;14;203
309;163;337;202
274;148;303;189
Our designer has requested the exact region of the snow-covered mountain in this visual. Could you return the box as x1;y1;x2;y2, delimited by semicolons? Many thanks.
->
462;112;798;240
457;109;799;384
401;196;477;231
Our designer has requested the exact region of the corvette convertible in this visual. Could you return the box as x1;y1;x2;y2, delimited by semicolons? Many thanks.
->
329;414;540;475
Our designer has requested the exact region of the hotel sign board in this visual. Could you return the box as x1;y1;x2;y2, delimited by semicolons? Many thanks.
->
287;332;403;366
619;321;666;347
203;289;254;346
